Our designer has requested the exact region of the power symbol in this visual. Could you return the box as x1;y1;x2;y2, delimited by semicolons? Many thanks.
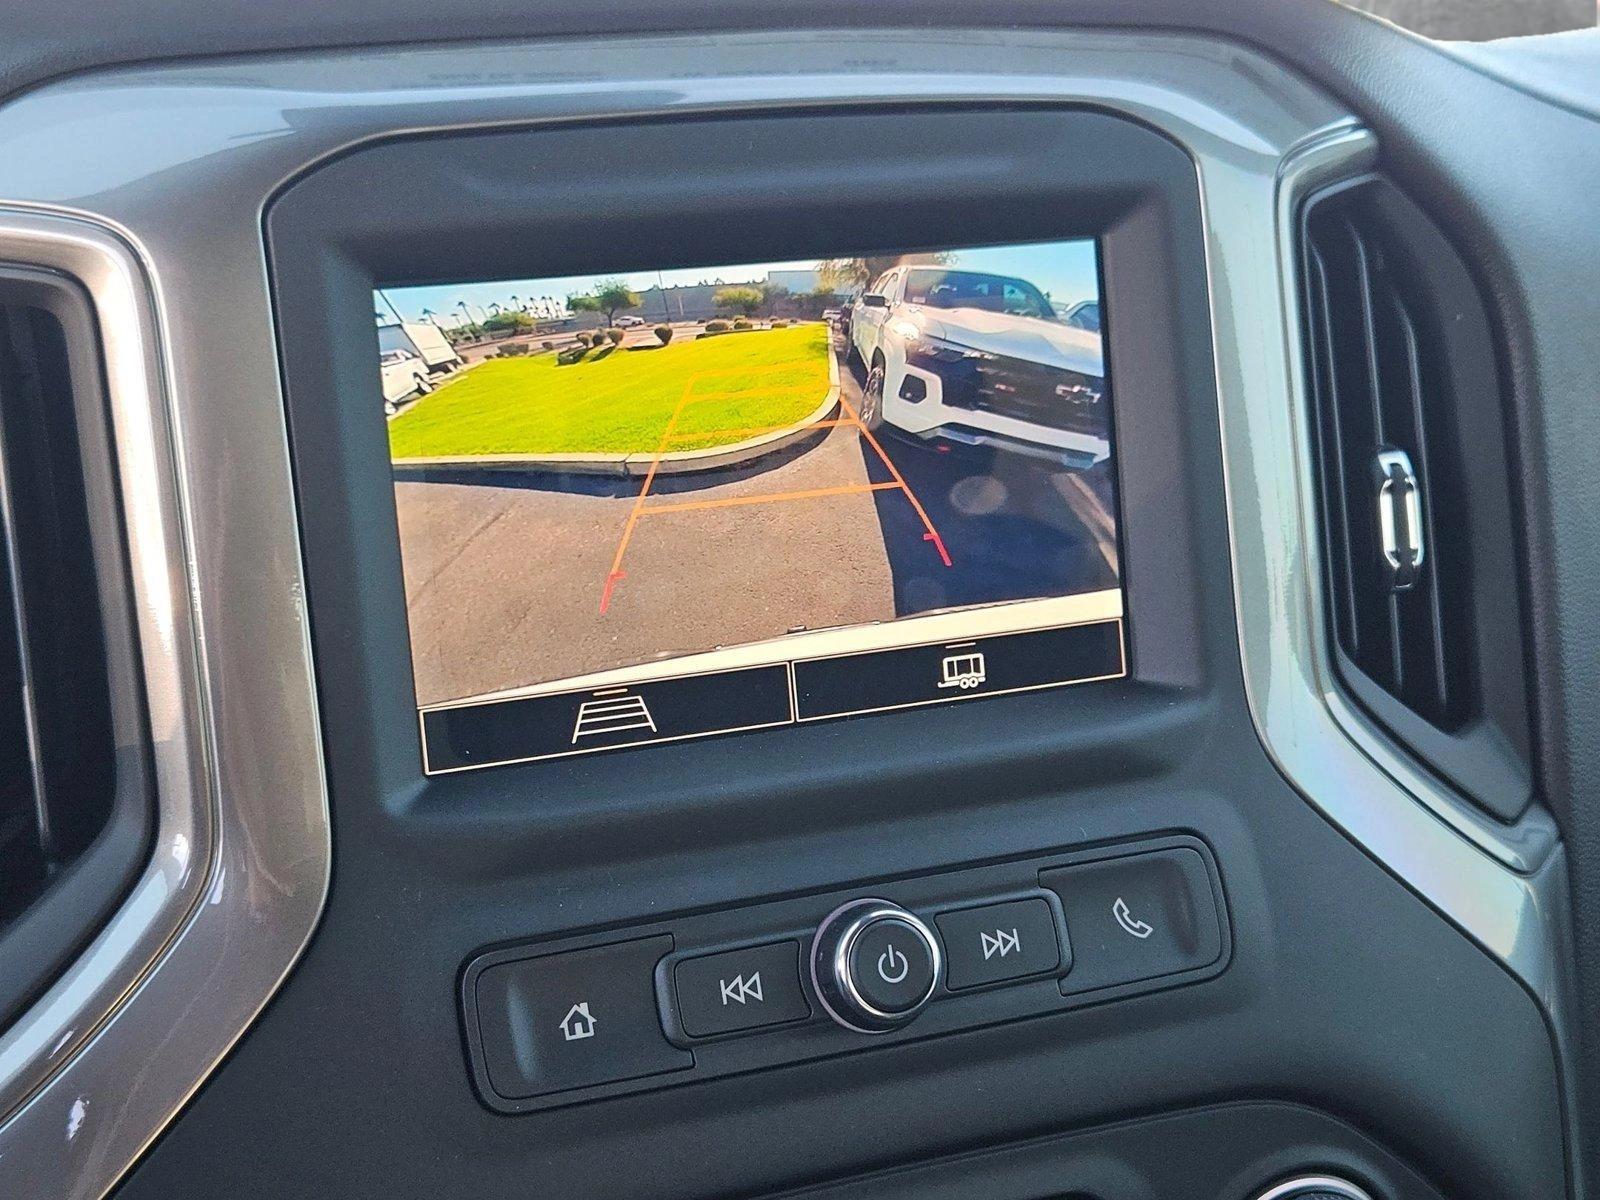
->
877;944;910;984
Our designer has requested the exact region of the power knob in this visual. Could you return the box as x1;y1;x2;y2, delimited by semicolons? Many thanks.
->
810;898;941;1033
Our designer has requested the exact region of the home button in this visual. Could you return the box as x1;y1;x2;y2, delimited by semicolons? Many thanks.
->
474;935;693;1099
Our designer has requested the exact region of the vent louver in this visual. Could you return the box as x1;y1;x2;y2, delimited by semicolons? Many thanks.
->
1298;177;1532;823
0;301;115;923
0;271;150;1031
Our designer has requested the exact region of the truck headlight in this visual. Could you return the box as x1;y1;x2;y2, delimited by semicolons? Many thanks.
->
904;332;985;367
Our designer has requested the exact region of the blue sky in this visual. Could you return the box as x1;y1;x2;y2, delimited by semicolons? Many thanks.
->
375;238;1100;324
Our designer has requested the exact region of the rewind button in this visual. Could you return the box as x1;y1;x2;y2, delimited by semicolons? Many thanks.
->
673;942;810;1038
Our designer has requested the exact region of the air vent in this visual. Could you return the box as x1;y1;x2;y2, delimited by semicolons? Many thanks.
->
1303;187;1459;724
0;270;150;1031
1299;177;1532;823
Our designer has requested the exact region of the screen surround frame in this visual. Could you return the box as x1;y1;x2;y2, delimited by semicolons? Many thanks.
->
267;103;1215;807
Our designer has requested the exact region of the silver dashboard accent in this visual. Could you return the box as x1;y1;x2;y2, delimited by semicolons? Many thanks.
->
811;899;942;1033
0;25;1569;1198
1253;1176;1374;1200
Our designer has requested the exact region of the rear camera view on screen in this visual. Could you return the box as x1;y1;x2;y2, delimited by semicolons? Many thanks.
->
378;239;1126;771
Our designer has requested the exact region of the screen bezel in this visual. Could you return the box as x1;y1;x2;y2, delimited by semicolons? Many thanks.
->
266;104;1216;802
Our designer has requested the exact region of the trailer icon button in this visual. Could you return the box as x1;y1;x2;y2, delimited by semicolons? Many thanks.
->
937;645;986;690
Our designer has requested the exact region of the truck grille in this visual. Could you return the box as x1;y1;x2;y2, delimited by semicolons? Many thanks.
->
922;347;1108;438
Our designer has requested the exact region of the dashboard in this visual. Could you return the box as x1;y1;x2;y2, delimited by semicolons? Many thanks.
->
0;8;1596;1200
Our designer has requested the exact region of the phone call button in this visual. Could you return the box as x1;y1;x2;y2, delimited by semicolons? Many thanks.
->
1040;847;1224;995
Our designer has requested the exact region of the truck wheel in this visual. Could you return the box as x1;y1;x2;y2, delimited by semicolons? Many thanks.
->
414;374;433;395
860;360;886;431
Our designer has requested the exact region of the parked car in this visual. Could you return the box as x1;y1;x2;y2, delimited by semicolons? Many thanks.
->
379;348;433;413
615;314;646;327
848;266;1109;466
1058;298;1101;332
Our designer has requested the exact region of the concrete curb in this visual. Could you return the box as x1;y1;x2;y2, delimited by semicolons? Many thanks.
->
392;345;842;478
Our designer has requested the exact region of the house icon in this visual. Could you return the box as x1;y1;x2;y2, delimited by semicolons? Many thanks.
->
559;1002;597;1042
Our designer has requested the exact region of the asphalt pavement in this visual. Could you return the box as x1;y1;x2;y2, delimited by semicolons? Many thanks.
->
394;331;1118;705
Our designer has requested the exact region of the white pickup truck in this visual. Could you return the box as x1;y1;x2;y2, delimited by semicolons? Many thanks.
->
849;266;1109;467
379;349;433;414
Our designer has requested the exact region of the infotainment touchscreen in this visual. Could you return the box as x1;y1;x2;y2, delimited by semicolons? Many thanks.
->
378;239;1126;772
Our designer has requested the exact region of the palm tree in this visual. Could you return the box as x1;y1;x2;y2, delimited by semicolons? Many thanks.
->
421;307;437;326
488;302;502;316
509;294;521;312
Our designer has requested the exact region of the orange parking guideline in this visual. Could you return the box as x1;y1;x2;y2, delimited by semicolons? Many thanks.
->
665;418;851;444
599;351;953;613
834;387;953;568
679;382;818;407
599;374;694;612
636;481;900;517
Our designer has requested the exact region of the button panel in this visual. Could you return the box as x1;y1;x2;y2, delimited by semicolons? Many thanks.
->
462;836;1229;1113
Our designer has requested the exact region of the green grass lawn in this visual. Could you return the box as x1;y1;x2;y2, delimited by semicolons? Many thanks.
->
388;324;832;459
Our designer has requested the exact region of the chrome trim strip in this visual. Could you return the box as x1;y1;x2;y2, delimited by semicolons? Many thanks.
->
0;215;212;1116
0;26;1568;1197
1253;1176;1372;1200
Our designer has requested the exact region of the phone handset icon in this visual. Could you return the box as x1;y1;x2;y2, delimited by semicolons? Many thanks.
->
1112;896;1155;940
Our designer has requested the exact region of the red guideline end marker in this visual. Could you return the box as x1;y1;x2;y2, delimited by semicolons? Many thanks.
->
924;531;953;567
599;571;625;614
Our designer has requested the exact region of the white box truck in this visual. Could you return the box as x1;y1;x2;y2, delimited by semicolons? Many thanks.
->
377;322;462;375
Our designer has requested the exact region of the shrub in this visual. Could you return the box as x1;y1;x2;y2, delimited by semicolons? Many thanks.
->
732;317;751;331
604;327;626;346
482;311;534;334
497;342;528;356
541;340;555;351
557;347;587;365
578;330;600;347
704;319;730;334
771;319;788;328
654;324;673;345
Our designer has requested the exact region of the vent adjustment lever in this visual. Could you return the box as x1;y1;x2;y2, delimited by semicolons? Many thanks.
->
1374;447;1424;592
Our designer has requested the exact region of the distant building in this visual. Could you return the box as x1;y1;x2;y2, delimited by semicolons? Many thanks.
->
633;280;757;323
765;268;825;295
568;269;852;325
